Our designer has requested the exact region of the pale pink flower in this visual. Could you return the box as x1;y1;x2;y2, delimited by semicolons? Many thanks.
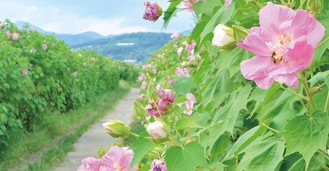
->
158;54;164;59
101;146;136;171
238;3;325;89
72;71;78;77
22;70;28;75
170;32;180;40
157;85;175;103
176;67;190;78
225;0;232;8
153;68;158;74
0;23;4;28
183;40;196;52
146;100;161;118
137;94;145;101
182;0;198;12
143;2;162;22
6;30;11;37
90;57;96;62
158;99;168;112
42;44;47;50
147;121;168;140
177;47;183;56
141;81;147;89
78;157;101;171
183;93;196;115
142;64;152;70
78;53;83;57
188;55;196;62
11;33;20;40
151;159;167;171
138;74;145;81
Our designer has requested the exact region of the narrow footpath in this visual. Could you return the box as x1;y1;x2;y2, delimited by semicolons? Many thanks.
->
53;88;139;171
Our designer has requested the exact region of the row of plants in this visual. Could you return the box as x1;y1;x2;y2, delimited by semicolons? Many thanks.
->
79;0;329;171
0;20;138;150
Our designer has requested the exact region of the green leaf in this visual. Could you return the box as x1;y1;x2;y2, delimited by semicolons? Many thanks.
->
174;117;203;130
130;132;156;168
284;111;329;168
237;137;285;171
193;0;222;17
165;142;207;171
162;0;182;29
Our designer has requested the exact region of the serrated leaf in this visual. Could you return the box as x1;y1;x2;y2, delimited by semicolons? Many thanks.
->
165;142;207;171
193;0;222;17
308;70;329;87
129;132;156;168
284;111;329;168
237;137;285;171
174;117;203;130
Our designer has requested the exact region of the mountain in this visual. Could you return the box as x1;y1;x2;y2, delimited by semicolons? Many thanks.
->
15;21;105;46
14;21;174;62
72;32;172;62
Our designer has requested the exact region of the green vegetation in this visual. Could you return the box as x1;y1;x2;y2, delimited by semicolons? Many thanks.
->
1;80;130;171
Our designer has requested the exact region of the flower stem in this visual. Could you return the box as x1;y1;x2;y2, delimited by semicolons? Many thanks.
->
261;123;280;134
130;132;140;138
300;72;317;113
280;85;308;101
317;149;329;160
315;36;329;50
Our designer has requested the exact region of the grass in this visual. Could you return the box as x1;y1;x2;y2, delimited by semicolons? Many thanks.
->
0;80;131;171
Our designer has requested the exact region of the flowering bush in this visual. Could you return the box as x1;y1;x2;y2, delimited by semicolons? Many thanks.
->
81;0;329;170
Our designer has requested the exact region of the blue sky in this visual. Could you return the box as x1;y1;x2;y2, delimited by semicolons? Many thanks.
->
0;0;195;35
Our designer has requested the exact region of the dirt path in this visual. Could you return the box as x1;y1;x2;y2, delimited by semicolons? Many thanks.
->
53;88;139;171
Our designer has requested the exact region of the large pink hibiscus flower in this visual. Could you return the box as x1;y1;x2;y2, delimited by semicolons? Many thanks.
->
238;3;325;89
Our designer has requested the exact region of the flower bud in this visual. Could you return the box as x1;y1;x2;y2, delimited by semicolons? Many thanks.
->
212;24;236;50
147;121;168;141
102;120;130;138
147;146;164;159
158;99;168;112
232;25;248;44
143;2;162;22
307;0;323;15
151;159;167;171
165;89;175;103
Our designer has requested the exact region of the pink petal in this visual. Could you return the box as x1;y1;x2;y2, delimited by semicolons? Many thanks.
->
274;73;298;88
238;27;271;56
254;77;274;89
240;55;274;80
290;10;325;47
284;41;313;72
259;2;295;39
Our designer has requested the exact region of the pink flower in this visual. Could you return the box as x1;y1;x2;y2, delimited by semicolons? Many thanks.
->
143;2;162;22
78;157;101;171
176;67;190;78
137;94;145;101
11;33;20;40
6;30;11;37
0;23;4;28
183;93;196;115
90;57;96;62
138;74;145;81
22;70;28;75
225;0;232;8
183;40;196;52
238;3;325;89
42;44;48;50
158;54;164;59
153;68;158;74
151;159;167;171
157;85;175;103
170;32;180;40
141;81;147;89
158;99;169;112
101;146;136;171
182;0;198;12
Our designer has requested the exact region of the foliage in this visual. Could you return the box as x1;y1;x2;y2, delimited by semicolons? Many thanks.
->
0;20;139;150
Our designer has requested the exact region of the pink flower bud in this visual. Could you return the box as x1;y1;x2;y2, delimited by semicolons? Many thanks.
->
143;2;162;22
158;99;168;112
137;94;145;101
147;121;168;141
166;90;175;103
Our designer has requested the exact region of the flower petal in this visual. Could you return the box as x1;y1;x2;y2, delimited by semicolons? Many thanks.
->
274;73;299;88
290;10;325;47
240;55;273;80
238;27;271;56
259;2;295;39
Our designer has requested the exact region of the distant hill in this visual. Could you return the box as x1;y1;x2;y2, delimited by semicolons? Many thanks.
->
15;21;106;46
72;32;172;62
15;21;177;62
